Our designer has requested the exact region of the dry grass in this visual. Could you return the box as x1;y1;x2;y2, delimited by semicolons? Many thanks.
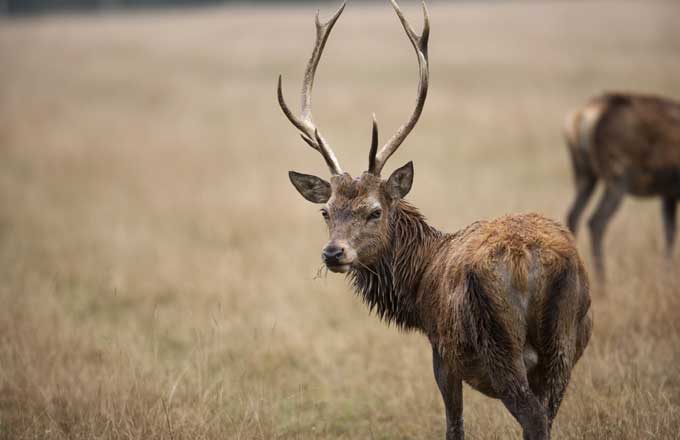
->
1;1;680;438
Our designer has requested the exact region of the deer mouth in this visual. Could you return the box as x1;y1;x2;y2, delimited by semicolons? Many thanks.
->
326;262;352;273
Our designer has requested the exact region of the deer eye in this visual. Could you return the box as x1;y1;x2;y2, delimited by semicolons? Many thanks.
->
367;209;382;221
321;208;330;220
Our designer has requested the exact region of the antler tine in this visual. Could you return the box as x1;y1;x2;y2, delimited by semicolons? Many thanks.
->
368;113;379;174
277;2;346;175
369;0;430;176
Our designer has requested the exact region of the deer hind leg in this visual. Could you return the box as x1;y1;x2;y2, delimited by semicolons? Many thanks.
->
566;147;597;236
495;368;549;440
662;196;677;260
567;175;597;236
464;271;548;438
481;336;549;439
587;183;625;281
432;346;464;440
529;266;587;430
534;355;572;432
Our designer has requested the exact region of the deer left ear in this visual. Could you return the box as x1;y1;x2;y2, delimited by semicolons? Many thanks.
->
386;161;414;200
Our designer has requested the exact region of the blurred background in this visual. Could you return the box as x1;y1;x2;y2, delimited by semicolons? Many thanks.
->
6;0;382;15
1;0;679;438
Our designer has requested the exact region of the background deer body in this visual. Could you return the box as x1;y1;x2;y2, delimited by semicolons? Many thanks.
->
565;93;680;278
280;2;592;439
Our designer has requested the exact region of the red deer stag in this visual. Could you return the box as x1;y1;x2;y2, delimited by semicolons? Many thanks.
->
565;93;680;280
279;2;592;439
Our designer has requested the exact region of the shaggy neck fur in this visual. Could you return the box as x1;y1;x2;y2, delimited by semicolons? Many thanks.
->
349;200;444;330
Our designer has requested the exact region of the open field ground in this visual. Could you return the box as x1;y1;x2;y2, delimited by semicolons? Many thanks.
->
1;0;680;438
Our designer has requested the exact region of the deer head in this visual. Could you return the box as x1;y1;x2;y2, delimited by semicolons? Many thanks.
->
279;0;429;273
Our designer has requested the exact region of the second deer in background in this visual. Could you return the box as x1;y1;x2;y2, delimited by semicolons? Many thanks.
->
564;93;680;280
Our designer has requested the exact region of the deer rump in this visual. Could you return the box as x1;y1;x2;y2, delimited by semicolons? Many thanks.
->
414;213;592;399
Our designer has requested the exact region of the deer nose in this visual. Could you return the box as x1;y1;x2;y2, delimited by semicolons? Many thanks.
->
322;245;345;264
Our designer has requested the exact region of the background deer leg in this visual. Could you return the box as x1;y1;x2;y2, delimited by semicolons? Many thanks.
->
662;196;677;260
587;184;625;281
432;346;464;440
566;153;597;235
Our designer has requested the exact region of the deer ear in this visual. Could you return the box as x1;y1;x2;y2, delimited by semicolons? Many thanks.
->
289;171;331;203
386;161;414;199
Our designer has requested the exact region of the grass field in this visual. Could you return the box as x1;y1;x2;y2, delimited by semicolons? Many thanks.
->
1;0;680;438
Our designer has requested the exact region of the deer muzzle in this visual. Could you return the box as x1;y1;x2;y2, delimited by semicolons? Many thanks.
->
321;241;356;273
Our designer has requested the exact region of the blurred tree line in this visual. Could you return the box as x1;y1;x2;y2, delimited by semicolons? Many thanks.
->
0;0;353;15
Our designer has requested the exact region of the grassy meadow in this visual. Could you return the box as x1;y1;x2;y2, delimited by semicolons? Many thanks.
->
1;0;680;438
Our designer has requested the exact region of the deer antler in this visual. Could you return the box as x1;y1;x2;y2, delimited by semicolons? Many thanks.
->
277;2;346;176
369;0;430;176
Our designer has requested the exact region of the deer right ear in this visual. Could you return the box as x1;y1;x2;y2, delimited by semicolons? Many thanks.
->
289;171;331;204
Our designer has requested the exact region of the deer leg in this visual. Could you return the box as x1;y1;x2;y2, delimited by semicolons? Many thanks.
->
544;371;571;431
566;168;597;236
530;355;572;431
529;266;587;431
662;196;677;260
587;184;625;281
432;346;464;440
496;374;549;440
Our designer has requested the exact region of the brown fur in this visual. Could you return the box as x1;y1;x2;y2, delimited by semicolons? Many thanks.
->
565;92;680;279
293;171;593;440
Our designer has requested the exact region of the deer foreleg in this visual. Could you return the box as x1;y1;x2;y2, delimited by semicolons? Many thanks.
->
432;346;464;440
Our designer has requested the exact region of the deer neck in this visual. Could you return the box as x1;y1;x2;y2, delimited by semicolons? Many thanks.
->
349;200;443;330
